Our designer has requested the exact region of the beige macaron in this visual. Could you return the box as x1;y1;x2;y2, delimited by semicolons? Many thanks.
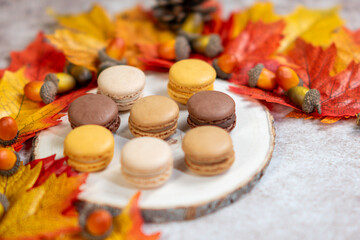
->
97;65;146;111
182;126;235;176
121;137;173;189
128;95;179;139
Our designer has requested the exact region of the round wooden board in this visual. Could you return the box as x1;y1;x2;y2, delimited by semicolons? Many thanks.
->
34;73;275;223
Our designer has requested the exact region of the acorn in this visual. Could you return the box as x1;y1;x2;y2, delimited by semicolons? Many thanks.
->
356;113;360;126
212;53;237;80
288;86;322;114
248;64;277;91
55;73;76;94
0;148;20;176
276;66;303;91
0;116;19;146
79;204;119;240
40;74;59;104
0;193;9;219
158;36;190;61
191;34;223;58
24;81;43;102
178;12;204;41
97;49;127;75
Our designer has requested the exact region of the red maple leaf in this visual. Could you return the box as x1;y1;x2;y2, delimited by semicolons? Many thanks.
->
0;32;66;81
230;38;360;118
227;20;285;85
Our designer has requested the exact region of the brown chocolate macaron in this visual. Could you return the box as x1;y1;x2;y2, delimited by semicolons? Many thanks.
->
68;94;120;133
187;90;236;132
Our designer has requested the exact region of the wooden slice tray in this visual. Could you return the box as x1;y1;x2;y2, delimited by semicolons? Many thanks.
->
34;73;275;223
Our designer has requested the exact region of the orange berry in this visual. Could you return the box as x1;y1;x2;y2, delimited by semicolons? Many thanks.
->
106;38;125;60
0;117;18;141
158;39;176;60
248;64;277;91
24;81;43;102
217;54;237;74
257;68;277;90
276;66;301;91
0;148;17;171
85;209;112;236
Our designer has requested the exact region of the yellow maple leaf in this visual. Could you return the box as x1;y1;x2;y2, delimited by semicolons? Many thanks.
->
46;29;106;71
279;6;343;52
331;27;360;75
228;2;280;40
0;174;86;240
0;162;42;205
47;4;114;42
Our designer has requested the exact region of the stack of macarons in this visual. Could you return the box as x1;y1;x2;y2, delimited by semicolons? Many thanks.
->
168;59;216;104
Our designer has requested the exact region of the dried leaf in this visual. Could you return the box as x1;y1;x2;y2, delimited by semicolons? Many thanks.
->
0;32;66;81
279;6;343;52
46;29;106;71
0;68;86;150
0;161;42;205
332;27;360;74
0;173;86;240
48;4;115;41
286;110;343;123
222;2;280;42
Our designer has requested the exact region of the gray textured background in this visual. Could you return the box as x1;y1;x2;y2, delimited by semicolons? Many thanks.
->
0;0;359;239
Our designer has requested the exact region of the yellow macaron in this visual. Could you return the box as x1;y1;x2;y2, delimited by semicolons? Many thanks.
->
64;125;114;172
168;59;216;104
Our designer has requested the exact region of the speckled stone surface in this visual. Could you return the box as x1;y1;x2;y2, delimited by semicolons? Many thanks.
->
0;0;359;239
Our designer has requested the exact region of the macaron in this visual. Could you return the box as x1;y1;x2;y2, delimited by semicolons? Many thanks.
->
68;94;120;133
128;95;179;139
182;126;235;176
97;65;146;111
64;125;114;172
168;59;216;104
187;91;236;132
121;137;173;189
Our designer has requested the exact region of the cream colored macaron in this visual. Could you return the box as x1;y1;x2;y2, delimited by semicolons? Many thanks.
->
97;65;146;111
121;137;173;189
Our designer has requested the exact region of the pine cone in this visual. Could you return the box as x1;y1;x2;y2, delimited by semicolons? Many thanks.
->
153;0;217;30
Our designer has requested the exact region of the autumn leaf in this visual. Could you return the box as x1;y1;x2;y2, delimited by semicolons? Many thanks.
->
0;161;42;206
286;111;343;123
0;173;87;240
332;27;360;74
48;4;115;42
0;32;66;81
46;29;106;71
221;2;280;43
279;6;343;52
30;155;78;188
227;20;285;85
0;68;86;150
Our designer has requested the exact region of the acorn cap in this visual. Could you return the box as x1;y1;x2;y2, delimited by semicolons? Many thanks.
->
0;131;19;146
40;78;58;104
248;64;264;88
79;203;119;240
175;36;190;61
356;113;360;126
302;89;321;114
204;34;223;58
98;61;118;76
98;48;127;65
0;151;20;176
0;193;9;213
213;58;232;80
